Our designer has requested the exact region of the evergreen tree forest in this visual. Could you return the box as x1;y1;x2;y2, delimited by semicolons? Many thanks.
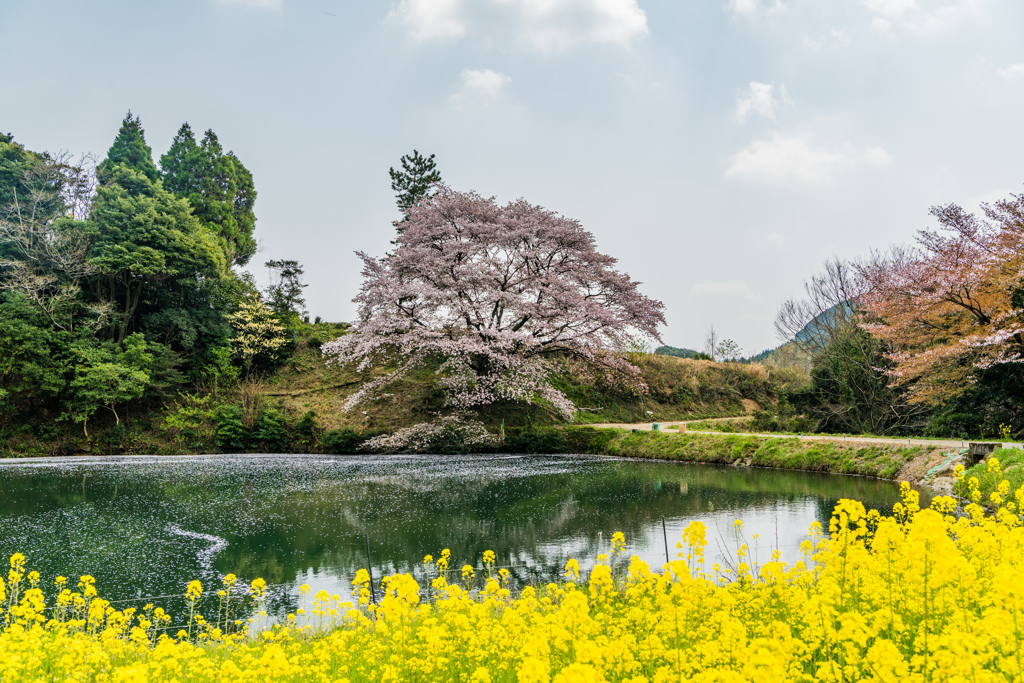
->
0;114;310;447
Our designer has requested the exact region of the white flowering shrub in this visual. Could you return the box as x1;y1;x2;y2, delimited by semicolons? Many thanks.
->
360;415;497;454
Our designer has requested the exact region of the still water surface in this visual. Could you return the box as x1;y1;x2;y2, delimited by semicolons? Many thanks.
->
0;453;929;619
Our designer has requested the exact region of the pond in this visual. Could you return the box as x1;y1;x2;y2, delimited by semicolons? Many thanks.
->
0;453;930;622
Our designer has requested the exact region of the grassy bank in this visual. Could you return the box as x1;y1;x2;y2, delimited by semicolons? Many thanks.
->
958;447;1024;503
510;427;941;480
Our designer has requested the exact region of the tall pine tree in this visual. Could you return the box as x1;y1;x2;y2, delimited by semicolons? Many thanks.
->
97;113;159;186
90;114;225;345
161;125;257;266
389;150;441;213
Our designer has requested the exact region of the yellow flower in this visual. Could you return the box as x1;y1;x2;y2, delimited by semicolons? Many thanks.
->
2;478;1024;682
611;531;627;556
564;558;580;581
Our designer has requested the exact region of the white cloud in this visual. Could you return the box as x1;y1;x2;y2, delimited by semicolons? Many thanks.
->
999;64;1024;78
804;29;852;49
388;0;648;51
870;17;894;38
690;281;762;302
387;0;465;40
724;133;892;185
864;0;916;16
862;146;893;165
863;0;983;35
727;0;759;15
217;0;281;8
735;82;789;123
725;0;786;17
457;68;510;101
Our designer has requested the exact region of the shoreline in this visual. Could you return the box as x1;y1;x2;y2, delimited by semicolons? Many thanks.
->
0;428;953;488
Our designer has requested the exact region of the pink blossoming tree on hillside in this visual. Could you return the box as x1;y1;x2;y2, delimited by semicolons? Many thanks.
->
324;186;665;422
858;192;1024;404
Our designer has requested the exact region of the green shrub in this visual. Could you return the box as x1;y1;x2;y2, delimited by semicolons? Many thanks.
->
563;426;618;453
100;424;127;450
254;408;290;452
294;411;317;438
321;427;368;454
505;427;568;454
161;394;216;450
214;404;247;451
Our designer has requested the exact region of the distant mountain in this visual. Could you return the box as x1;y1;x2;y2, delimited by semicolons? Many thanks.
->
746;347;777;363
654;345;700;359
744;303;851;369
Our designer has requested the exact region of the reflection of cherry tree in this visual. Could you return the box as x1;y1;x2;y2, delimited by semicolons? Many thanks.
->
858;192;1024;404
324;186;665;419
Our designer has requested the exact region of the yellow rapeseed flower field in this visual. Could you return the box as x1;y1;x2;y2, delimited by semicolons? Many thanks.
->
1;462;1023;682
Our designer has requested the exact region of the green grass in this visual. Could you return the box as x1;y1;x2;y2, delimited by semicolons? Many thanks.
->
959;447;1024;502
590;430;936;479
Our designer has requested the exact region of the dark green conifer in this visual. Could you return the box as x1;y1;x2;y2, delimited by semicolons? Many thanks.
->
161;125;257;266
389;150;442;214
97;112;160;185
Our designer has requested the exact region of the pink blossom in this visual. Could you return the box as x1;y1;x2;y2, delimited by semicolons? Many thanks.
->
324;186;665;419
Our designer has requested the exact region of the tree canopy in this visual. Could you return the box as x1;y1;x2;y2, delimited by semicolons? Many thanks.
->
324;186;664;419
858;193;1024;405
0;113;282;436
97;113;159;185
389;150;441;215
161;124;258;266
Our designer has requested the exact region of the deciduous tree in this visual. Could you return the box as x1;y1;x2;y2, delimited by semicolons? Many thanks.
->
324;186;665;419
715;339;742;362
264;259;307;323
702;326;719;361
858;193;1024;405
227;294;287;374
62;334;152;436
775;257;925;434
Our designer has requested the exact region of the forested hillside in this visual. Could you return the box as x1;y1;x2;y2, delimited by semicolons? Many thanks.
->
0;118;796;456
0;115;303;450
4;114;1024;457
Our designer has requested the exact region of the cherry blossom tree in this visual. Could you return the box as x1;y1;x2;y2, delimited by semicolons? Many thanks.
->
858;191;1024;404
324;186;665;419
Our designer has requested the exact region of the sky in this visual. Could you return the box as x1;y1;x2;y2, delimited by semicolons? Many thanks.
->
3;0;1023;354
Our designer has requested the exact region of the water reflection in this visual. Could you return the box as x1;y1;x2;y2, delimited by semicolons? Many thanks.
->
0;453;930;617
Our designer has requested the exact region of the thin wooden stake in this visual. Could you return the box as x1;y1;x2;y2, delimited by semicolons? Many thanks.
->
661;516;670;564
364;533;376;605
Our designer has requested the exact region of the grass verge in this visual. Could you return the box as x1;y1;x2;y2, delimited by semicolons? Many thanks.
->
558;428;938;480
